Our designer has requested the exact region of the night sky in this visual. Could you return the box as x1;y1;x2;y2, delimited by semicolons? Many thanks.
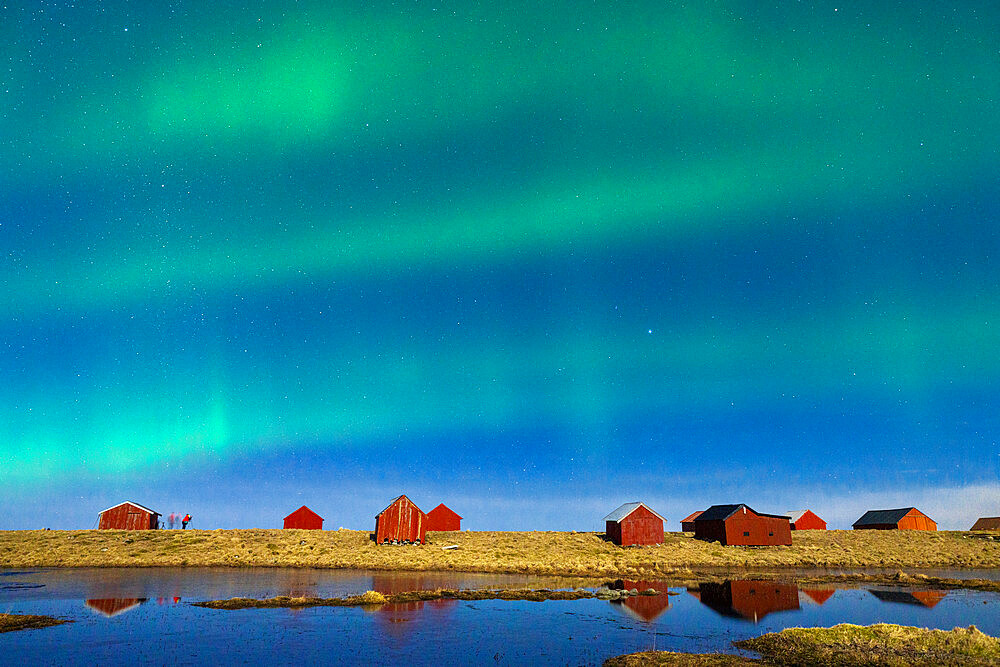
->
3;2;998;530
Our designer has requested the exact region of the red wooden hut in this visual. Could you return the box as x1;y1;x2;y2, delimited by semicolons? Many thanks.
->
375;495;427;544
425;503;462;532
970;517;1000;531
283;505;323;530
693;504;791;546
680;510;703;532
787;509;827;531
97;501;160;530
696;580;800;622
852;508;936;531
603;502;665;546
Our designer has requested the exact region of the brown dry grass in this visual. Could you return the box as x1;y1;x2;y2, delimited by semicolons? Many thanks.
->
606;624;1000;666
1;529;998;577
196;586;600;609
0;613;70;633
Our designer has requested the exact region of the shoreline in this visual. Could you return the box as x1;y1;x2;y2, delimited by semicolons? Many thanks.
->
2;529;998;578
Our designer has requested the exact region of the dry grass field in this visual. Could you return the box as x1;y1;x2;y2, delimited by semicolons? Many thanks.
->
1;529;998;578
605;624;1000;666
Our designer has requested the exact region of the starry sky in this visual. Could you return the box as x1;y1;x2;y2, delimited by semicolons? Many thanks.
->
2;2;998;530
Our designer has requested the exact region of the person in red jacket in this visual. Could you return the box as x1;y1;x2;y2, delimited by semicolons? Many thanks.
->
182;514;192;529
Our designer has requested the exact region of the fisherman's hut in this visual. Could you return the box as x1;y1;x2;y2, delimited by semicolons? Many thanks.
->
283;505;323;530
425;503;462;532
970;517;1000;531
693;504;792;546
603;502;665;546
852;508;936;531
97;501;160;530
680;510;703;532
375;495;427;544
787;509;827;530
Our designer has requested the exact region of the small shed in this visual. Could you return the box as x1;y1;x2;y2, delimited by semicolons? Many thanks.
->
970;517;1000;531
375;495;427;544
693;504;792;546
852;507;936;531
283;505;323;530
426;503;462;532
680;510;703;532
787;509;827;531
97;501;160;530
603;502;665;546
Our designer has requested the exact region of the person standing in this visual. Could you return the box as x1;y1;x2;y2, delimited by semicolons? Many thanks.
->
182;513;191;529
168;513;176;529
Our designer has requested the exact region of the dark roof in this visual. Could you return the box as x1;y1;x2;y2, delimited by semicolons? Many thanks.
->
695;504;790;522
852;508;917;526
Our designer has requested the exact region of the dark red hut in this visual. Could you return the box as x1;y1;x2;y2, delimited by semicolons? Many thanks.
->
603;502;665;546
375;495;427;544
787;509;827;531
852;508;936;531
283;505;323;530
680;510;703;532
97;501;160;530
970;517;1000;531
693;504;791;546
425;503;462;532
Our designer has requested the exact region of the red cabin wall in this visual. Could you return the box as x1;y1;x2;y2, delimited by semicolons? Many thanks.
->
791;511;827;530
607;506;664;546
426;505;461;531
723;513;791;546
98;504;158;530
283;506;323;530
376;497;427;544
898;510;936;531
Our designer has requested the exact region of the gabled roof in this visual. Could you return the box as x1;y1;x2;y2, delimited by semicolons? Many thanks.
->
681;510;704;523
98;501;159;516
285;505;323;521
853;508;919;526
428;503;463;519
695;504;790;522
786;510;809;523
377;495;424;517
603;502;666;523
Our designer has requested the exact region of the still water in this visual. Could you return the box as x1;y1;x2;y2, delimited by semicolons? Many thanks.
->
2;568;999;665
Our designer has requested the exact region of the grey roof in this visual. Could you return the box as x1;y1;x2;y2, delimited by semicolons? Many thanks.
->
786;510;808;523
98;501;159;516
602;502;666;523
852;508;918;526
695;504;791;522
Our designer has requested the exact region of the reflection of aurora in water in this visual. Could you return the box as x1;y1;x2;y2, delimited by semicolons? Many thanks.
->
3;2;1000;531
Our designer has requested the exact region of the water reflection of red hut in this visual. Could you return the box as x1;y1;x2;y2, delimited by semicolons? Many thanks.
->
370;574;457;639
86;598;148;617
868;589;947;608
614;580;671;622
696;581;800;622
802;589;835;605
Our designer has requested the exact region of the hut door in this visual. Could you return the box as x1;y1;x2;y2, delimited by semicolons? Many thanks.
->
125;511;146;530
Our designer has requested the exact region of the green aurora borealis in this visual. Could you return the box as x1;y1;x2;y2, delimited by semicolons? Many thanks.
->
2;2;998;529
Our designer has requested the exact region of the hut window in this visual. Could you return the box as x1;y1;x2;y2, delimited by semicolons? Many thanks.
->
769;532;774;537
743;531;750;537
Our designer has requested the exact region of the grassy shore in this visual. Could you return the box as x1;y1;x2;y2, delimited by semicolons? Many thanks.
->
195;587;608;609
604;624;1000;666
0;613;70;633
1;529;998;577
